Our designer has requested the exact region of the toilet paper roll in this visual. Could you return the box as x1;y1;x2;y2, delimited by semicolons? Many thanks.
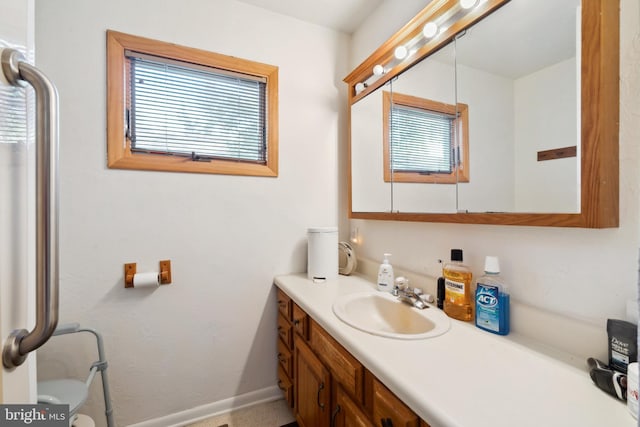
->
132;272;160;288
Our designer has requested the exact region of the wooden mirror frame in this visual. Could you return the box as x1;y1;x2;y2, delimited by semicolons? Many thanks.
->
344;0;619;228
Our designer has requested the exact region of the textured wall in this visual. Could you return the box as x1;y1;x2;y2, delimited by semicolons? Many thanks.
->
34;0;348;425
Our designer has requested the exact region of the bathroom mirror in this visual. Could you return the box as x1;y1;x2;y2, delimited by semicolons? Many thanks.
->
351;82;392;212
352;43;459;213
345;0;618;227
454;0;580;213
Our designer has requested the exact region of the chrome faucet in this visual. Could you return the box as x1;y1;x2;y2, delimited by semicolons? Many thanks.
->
392;277;428;310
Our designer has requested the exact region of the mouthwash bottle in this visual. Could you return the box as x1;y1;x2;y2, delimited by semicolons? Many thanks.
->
475;256;510;335
443;249;473;321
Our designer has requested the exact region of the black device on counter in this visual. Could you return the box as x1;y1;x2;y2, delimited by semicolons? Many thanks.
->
588;357;627;400
436;277;445;309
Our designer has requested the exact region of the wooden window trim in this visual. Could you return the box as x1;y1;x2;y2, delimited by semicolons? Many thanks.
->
106;30;279;176
382;91;469;184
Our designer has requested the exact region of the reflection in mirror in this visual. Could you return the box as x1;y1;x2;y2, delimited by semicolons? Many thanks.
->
346;0;617;227
455;0;580;213
351;82;391;212
388;42;458;213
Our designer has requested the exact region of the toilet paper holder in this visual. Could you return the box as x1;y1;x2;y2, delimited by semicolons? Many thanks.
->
124;260;172;288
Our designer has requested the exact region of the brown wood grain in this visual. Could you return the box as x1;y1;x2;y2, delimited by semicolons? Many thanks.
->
537;146;577;161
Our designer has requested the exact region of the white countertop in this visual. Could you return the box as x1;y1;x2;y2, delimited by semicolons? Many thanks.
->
274;273;636;427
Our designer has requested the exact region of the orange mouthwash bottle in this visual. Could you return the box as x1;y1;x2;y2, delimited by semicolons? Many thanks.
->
443;249;473;321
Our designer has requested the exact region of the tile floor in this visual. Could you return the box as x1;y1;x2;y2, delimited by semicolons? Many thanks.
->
185;399;295;427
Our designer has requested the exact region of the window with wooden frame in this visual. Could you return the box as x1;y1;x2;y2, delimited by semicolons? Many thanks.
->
383;91;468;184
107;30;278;176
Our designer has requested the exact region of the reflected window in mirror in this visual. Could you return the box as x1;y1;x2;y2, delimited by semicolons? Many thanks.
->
383;91;469;184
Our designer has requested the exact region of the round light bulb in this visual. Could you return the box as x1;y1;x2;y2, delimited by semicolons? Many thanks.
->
422;22;438;38
373;64;385;76
460;0;478;9
394;46;408;60
355;82;365;93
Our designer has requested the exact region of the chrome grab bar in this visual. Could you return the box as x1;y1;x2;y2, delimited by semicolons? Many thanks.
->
1;48;59;369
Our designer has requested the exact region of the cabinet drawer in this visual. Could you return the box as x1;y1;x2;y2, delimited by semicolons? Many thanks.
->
370;376;418;427
277;312;293;348
277;338;293;377
292;302;308;339
277;365;294;408
277;288;292;320
334;386;374;427
309;319;364;403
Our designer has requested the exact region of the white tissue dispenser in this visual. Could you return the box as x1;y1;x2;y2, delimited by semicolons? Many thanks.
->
307;227;338;282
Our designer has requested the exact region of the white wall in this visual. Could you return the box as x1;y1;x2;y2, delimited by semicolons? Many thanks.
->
455;62;515;213
514;57;579;213
34;0;348;425
350;0;640;361
351;88;392;212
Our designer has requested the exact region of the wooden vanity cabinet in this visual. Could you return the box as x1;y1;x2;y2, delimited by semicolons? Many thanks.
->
277;289;295;408
277;287;430;427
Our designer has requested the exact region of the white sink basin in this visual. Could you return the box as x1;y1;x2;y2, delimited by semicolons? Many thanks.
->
332;291;451;339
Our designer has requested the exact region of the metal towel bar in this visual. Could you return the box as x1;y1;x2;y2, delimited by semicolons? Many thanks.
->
1;48;59;369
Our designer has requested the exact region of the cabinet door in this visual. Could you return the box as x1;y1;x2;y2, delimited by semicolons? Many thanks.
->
295;335;331;427
371;378;419;427
333;386;374;427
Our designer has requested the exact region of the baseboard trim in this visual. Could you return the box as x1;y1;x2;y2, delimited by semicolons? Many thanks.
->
127;385;283;427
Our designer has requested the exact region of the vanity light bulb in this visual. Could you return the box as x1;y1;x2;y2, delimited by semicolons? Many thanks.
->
355;82;365;93
373;64;385;76
460;0;479;9
422;22;438;38
394;46;408;60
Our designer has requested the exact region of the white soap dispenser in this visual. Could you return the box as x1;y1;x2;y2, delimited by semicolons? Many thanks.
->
377;253;394;292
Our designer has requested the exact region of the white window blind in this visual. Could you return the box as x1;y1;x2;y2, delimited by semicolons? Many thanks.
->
390;104;454;174
127;51;267;163
0;85;27;145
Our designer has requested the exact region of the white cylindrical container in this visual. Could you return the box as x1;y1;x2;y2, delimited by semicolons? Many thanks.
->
73;414;95;427
307;227;338;282
628;362;639;419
